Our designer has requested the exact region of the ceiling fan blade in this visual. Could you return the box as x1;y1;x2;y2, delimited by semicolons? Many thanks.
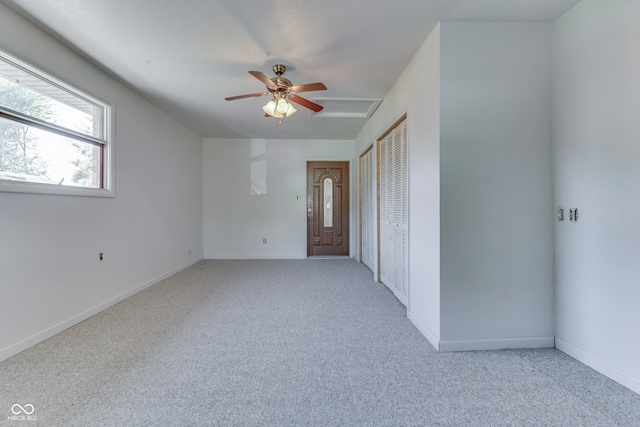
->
289;82;327;93
249;71;278;90
225;92;269;101
289;94;324;112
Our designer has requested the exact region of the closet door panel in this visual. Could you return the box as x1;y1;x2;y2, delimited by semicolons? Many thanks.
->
378;116;408;306
379;134;393;287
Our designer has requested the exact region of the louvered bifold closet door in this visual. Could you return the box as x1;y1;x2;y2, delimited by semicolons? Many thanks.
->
379;117;408;306
361;147;375;272
398;120;409;298
379;132;393;288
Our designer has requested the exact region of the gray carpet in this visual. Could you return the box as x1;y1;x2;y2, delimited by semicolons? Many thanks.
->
1;259;640;426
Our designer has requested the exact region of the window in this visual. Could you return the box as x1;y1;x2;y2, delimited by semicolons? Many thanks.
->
0;50;112;196
323;177;333;227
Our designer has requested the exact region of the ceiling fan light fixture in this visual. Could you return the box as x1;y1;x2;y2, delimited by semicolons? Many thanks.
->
276;98;289;114
285;103;297;116
263;99;277;116
264;95;296;118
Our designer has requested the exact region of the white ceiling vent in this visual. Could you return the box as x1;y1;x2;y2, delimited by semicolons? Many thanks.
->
310;98;382;119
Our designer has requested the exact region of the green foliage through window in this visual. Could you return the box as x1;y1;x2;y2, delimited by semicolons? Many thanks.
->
0;79;52;179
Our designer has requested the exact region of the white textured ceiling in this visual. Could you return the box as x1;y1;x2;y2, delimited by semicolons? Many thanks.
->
1;0;581;139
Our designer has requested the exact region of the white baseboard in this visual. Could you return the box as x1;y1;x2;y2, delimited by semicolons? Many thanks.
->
439;336;555;352
204;255;307;260
0;257;203;363
556;338;640;395
406;311;555;354
407;310;440;351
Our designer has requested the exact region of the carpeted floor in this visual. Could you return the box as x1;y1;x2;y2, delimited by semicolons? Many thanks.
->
1;259;640;426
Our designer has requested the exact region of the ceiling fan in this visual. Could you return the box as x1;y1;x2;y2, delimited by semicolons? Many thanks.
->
225;64;327;118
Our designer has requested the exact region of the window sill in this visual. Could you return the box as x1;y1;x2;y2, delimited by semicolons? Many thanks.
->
0;180;115;198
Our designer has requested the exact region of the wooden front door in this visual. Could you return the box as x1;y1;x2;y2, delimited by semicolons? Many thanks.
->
307;161;349;256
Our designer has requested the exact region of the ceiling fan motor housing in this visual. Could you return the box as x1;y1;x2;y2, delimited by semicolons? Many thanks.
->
268;64;292;93
268;78;292;93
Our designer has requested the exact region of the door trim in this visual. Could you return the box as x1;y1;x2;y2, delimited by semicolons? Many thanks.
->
358;144;374;265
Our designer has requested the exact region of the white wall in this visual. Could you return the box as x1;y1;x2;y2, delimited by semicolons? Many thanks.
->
438;22;555;350
354;25;442;348
203;138;354;259
0;4;203;361
553;0;640;394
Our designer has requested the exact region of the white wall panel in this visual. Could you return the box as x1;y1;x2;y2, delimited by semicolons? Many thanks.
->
439;22;554;347
553;0;640;394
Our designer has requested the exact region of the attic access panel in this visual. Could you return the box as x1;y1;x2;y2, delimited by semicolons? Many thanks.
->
310;98;381;119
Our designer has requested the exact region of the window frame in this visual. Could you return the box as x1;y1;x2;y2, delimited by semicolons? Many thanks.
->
0;50;114;198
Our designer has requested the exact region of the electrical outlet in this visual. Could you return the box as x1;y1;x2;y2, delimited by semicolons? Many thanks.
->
99;252;104;261
570;208;579;222
188;249;192;256
263;238;267;244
